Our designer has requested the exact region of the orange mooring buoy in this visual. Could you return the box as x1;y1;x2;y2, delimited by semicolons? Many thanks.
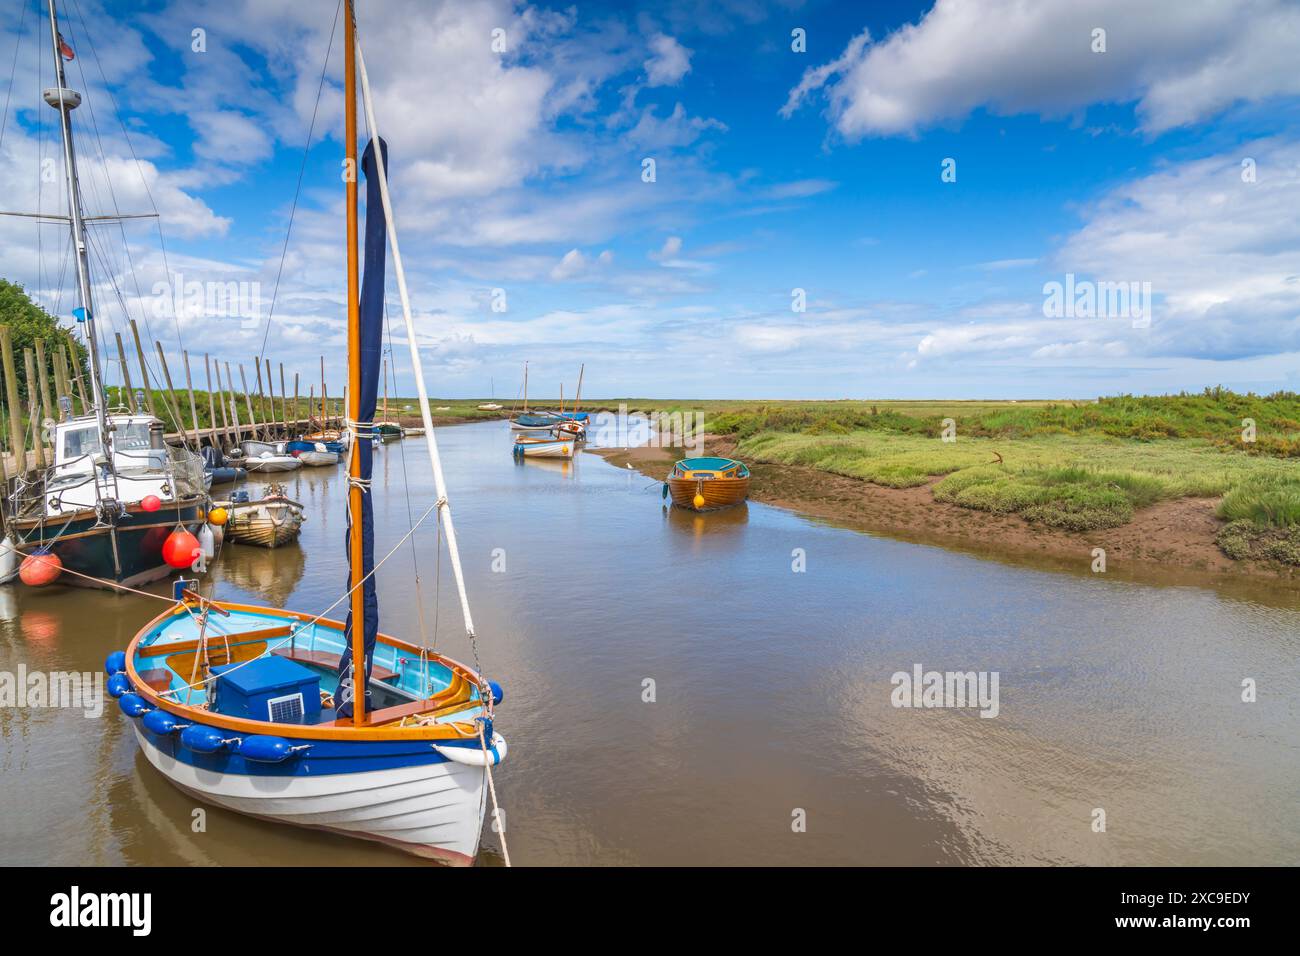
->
19;551;63;587
162;529;201;569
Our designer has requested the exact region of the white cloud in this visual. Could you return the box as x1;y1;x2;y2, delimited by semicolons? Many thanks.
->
761;179;838;200
653;236;683;259
549;247;613;280
644;34;692;87
626;102;727;150
907;138;1300;367
189;111;274;165
783;0;1300;138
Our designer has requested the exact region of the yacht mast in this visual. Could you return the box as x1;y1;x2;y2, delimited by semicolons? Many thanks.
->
44;0;108;444
343;0;365;726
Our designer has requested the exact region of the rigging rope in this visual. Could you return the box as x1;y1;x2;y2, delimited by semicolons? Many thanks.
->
479;720;512;867
0;0;26;155
255;0;341;371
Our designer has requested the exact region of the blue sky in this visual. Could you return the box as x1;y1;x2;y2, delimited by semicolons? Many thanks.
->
1;0;1298;399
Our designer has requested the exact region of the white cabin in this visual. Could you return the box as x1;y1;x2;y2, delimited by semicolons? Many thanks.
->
43;413;192;516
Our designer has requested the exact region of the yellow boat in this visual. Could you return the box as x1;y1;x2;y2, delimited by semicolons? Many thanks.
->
664;457;751;511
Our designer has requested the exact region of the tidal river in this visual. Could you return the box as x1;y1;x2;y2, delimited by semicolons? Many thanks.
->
1;419;1297;865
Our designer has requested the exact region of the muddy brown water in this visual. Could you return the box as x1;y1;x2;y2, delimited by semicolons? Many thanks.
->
1;420;1297;865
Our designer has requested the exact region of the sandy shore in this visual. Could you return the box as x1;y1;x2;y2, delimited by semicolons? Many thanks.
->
588;437;1300;595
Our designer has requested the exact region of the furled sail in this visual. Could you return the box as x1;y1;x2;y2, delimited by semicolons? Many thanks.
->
336;137;388;718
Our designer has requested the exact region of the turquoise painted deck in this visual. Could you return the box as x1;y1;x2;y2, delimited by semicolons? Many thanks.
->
139;606;479;719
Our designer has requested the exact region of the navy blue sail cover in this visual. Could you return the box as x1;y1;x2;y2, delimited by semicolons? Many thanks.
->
336;137;387;718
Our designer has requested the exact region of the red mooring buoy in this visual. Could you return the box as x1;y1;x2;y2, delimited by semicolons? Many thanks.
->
162;529;201;569
19;551;63;587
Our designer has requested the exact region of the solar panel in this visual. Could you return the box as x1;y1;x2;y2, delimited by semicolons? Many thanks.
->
267;693;305;723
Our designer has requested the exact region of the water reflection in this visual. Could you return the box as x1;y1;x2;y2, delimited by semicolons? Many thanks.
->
663;500;750;545
0;421;1297;866
212;541;307;607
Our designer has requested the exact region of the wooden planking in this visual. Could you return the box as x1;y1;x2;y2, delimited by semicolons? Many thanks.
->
165;640;268;681
137;625;293;658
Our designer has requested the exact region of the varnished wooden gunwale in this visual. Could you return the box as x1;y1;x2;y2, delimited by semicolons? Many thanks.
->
124;601;487;741
665;475;751;511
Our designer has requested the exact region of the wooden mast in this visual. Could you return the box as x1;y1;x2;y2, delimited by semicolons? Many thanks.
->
574;363;584;415
344;0;365;726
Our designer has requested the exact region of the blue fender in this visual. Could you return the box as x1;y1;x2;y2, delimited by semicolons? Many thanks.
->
180;724;234;754
237;735;309;763
104;650;127;676
142;709;189;736
488;680;504;706
118;693;153;718
106;672;132;699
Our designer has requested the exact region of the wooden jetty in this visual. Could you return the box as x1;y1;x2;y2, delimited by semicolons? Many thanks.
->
0;339;344;498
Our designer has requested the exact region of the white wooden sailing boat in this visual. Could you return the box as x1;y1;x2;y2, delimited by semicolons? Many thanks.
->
512;429;577;458
111;5;507;864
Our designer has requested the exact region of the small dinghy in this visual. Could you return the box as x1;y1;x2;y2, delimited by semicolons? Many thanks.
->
202;446;247;485
245;450;304;473
241;439;280;457
208;465;248;484
297;450;339;466
509;413;561;432
303;431;348;454
664;457;751;511
285;440;340;467
556;419;586;441
512;430;577;459
215;486;305;548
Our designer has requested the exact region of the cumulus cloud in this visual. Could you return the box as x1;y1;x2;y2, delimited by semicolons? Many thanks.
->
644;34;692;86
550;247;613;280
189;111;274;165
625;102;727;150
782;0;1300;137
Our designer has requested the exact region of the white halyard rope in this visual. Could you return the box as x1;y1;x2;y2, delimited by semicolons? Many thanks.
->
479;720;512;867
355;42;478;648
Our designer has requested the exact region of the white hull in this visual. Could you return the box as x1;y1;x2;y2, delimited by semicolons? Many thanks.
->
218;497;304;548
242;440;280;457
246;456;304;473
133;726;488;865
296;451;339;467
514;439;574;458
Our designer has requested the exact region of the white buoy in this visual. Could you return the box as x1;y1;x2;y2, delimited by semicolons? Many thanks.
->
197;524;216;560
0;534;20;585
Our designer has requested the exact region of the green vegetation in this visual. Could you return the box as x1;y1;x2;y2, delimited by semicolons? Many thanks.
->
0;279;89;404
673;390;1300;557
1216;522;1300;566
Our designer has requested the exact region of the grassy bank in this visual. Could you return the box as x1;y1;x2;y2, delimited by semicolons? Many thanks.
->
686;390;1300;565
